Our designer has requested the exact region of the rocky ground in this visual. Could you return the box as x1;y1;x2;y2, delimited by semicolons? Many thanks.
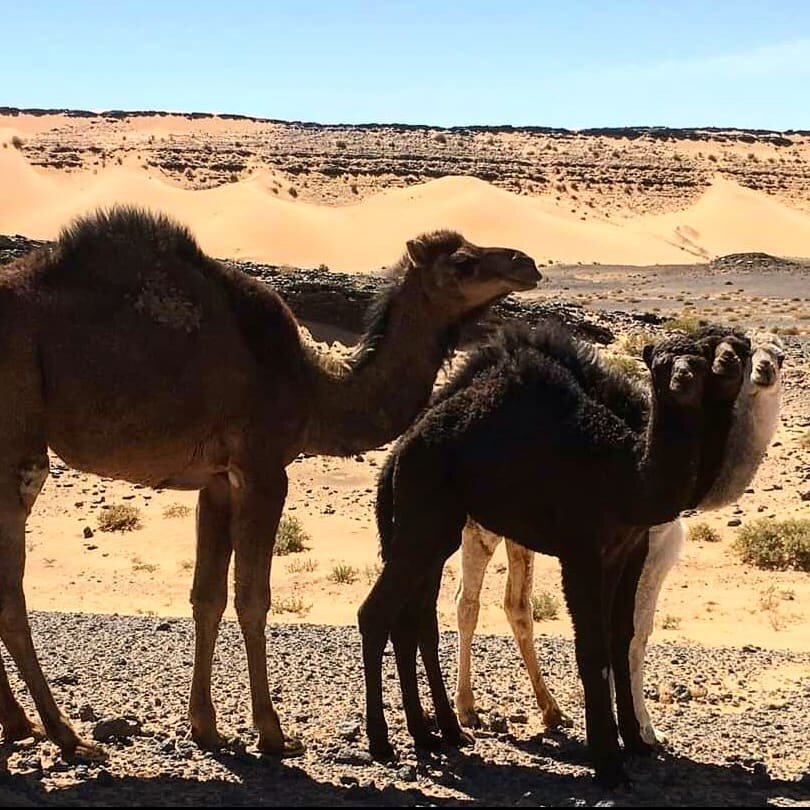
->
0;614;808;807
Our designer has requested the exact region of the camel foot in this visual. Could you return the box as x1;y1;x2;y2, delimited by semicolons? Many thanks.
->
257;734;306;759
369;739;397;763
543;707;574;730
191;728;230;751
63;739;108;763
442;729;475;749
594;760;631;790
413;731;443;752
623;736;655;758
2;718;45;745
456;707;481;729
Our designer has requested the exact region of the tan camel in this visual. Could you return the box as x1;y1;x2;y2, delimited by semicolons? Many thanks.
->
0;205;539;758
454;332;783;735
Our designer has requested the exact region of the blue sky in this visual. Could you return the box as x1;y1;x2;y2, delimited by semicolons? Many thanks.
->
3;1;809;129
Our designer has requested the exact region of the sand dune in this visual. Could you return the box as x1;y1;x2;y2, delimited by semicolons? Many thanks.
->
3;148;810;270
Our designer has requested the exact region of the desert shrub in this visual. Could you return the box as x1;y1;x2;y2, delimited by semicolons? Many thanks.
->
733;519;810;571
620;328;656;358
288;186;298;198
328;563;358;585
271;593;310;615
688;522;721;543
286;557;318;574
432;132;447;144
274;515;310;556
601;353;646;382
531;591;560;621
662;315;704;335
98;504;142;532
163;503;191;519
11;135;24;149
660;614;681;630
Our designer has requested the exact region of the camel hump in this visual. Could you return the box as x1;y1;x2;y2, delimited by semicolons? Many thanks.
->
57;206;205;266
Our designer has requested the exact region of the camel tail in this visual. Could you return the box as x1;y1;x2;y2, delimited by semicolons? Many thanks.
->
376;452;397;562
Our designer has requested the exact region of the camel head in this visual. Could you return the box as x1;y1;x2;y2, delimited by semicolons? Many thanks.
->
403;231;540;314
749;332;785;392
693;326;752;402
643;336;710;407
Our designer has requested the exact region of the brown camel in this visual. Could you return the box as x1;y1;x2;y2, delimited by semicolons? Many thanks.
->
0;206;540;759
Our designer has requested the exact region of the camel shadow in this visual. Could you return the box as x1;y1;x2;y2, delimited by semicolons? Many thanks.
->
0;741;807;807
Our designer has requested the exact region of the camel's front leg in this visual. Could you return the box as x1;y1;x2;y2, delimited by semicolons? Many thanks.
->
0;651;43;743
230;465;303;757
628;521;684;746
189;474;233;749
503;540;572;729
454;520;499;728
0;483;104;760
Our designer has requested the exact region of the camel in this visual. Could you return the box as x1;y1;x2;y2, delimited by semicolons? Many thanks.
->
454;331;781;745
0;206;540;759
359;324;724;785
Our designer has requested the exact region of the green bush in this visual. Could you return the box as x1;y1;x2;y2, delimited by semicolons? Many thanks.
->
733;519;810;571
531;591;560;621
688;522;721;543
97;504;142;532
274;515;310;556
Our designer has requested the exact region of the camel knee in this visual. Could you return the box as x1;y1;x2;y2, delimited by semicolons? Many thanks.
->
190;590;227;624
18;455;49;512
504;592;532;632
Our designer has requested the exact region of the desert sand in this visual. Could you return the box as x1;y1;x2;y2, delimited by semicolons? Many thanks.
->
4;111;810;270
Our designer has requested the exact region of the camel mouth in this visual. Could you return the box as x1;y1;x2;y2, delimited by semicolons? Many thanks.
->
507;275;541;291
751;369;776;388
712;355;741;378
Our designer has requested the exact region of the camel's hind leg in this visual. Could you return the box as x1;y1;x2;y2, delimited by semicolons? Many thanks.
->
420;564;473;749
0;453;104;760
503;539;572;729
454;520;499;728
188;474;233;749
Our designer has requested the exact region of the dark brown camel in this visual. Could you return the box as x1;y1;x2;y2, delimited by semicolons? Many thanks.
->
0;206;540;759
359;326;719;786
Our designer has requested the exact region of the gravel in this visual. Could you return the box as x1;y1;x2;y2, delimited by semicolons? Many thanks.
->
0;612;808;806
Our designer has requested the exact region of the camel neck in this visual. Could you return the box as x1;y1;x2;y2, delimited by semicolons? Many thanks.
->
629;393;703;526
304;275;457;456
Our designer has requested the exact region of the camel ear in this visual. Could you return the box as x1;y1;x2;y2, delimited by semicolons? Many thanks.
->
406;237;431;267
642;344;654;368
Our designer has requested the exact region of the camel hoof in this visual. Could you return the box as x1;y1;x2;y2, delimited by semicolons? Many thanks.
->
191;730;229;751
369;740;397;763
544;709;574;730
65;740;108;763
457;709;481;729
443;729;475;749
258;735;306;758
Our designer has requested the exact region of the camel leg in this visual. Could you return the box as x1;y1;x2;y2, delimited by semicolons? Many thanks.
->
561;553;625;788
230;465;303;757
359;561;416;761
0;651;44;743
628;521;685;746
188;475;233;749
0;463;104;760
503;539;572;730
454;520;498;728
391;595;440;751
609;533;653;755
420;564;473;749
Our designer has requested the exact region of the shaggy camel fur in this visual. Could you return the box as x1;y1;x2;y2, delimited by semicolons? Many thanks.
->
455;330;775;742
0;206;539;758
360;325;724;785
